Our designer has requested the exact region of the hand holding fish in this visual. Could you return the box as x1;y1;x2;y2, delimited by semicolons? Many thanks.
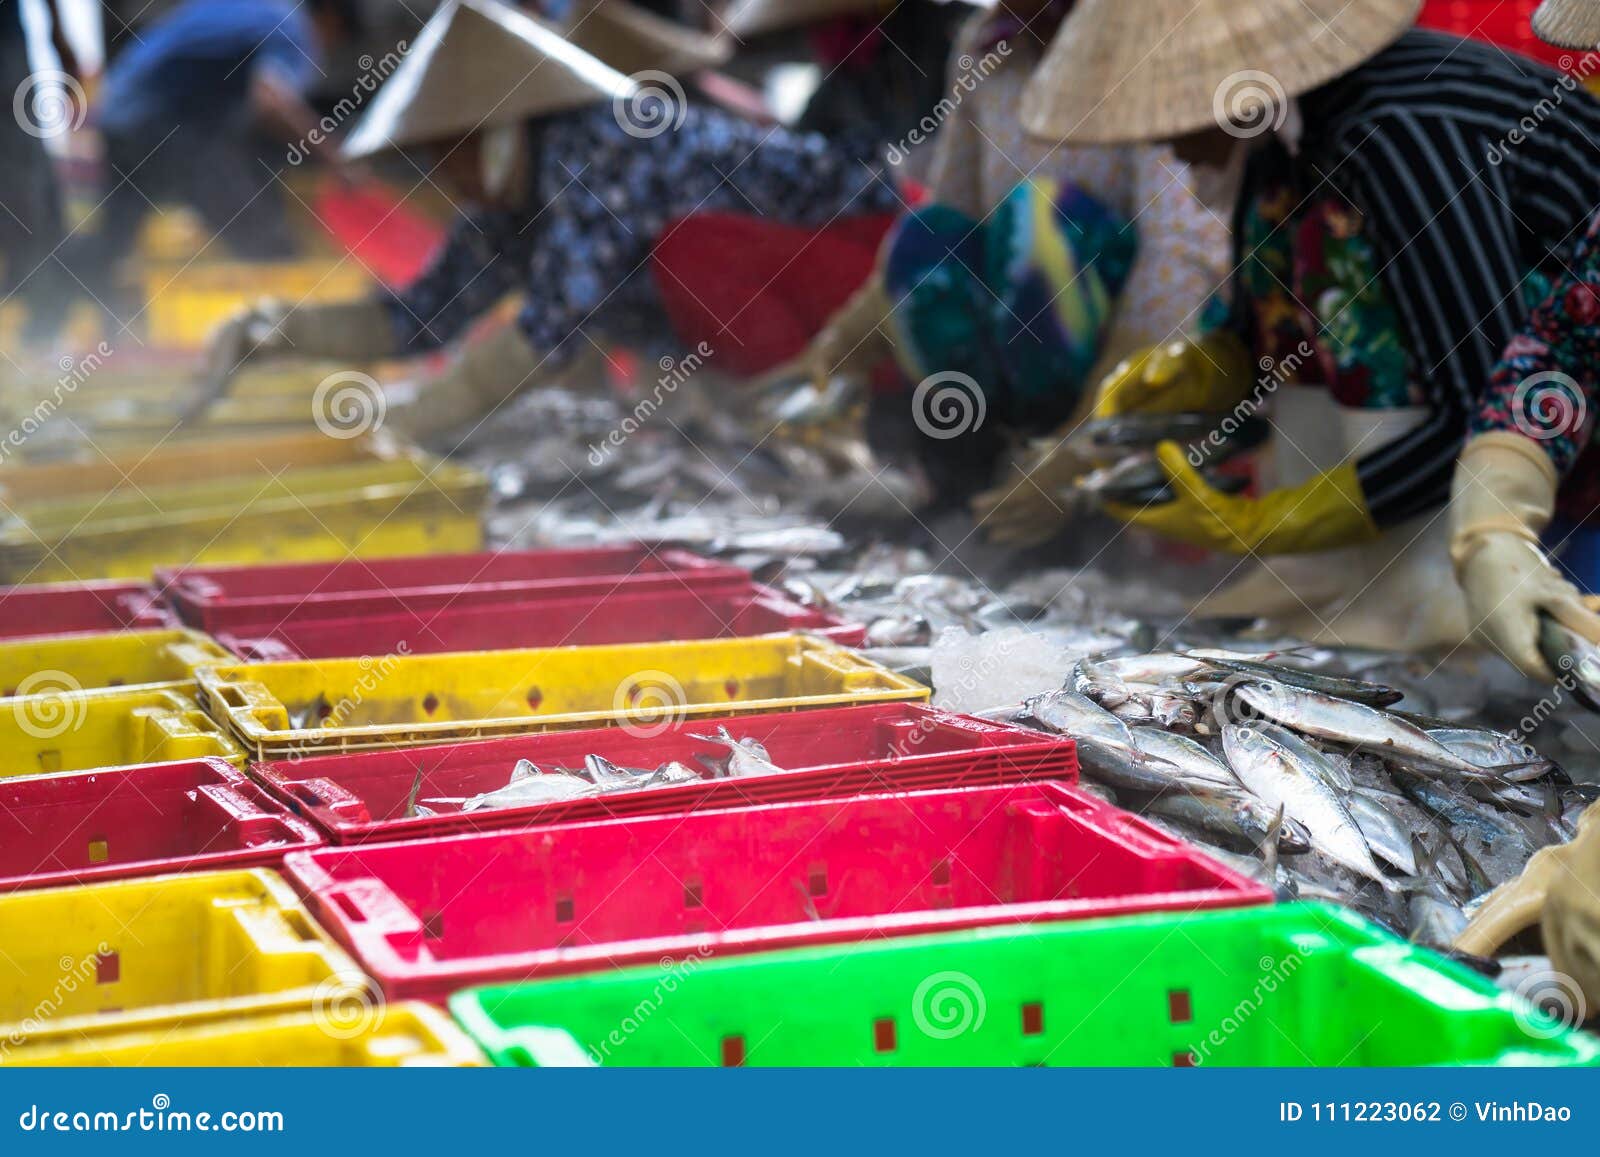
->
1449;431;1600;680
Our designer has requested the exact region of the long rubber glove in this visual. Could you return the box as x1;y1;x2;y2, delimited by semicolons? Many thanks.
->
385;322;550;441
1449;431;1600;680
1457;801;1600;1014
1091;331;1256;419
193;298;398;420
1103;441;1379;555
1544;802;1600;1018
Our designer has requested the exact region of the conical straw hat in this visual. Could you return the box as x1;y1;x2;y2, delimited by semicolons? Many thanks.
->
566;0;732;76
1534;0;1600;48
342;0;637;159
1021;0;1422;145
719;0;888;39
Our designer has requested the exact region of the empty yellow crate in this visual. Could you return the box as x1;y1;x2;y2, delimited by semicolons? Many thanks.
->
196;634;931;759
11;1004;483;1067
0;688;242;779
141;260;372;348
0;629;231;700
0;458;486;583
0;869;369;1056
0;430;406;505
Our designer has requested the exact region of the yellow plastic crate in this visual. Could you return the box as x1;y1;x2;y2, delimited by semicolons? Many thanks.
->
0;430;404;505
196;634;931;759
0;869;369;1056
0;687;242;779
141;260;372;348
0;629;231;700
0;458;486;583
11;1004;483;1067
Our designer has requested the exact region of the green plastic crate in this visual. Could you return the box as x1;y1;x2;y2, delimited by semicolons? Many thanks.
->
450;902;1600;1068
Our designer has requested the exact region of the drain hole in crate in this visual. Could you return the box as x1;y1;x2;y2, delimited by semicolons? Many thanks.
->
422;912;444;939
317;701;333;720
526;687;543;710
683;880;703;908
108;678;125;687
931;858;951;886
873;1018;896;1053
1167;990;1192;1023
333;892;366;922
720;1036;746;1066
807;866;827;896
87;839;109;864
555;895;575;923
96;951;120;985
723;679;740;698
421;693;440;716
1172;1051;1196;1067
1021;1002;1043;1036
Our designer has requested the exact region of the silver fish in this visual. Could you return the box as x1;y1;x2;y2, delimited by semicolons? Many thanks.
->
1128;728;1240;793
1538;612;1600;712
1025;692;1202;794
1255;724;1354;793
1427;727;1557;782
1081;653;1214;686
1235;681;1489;778
1204;657;1404;708
1346;791;1419;875
691;726;786;777
451;762;601;812
1392;773;1539;861
1142;789;1313;854
1222;724;1394;889
1407;837;1469;947
1075;454;1250;506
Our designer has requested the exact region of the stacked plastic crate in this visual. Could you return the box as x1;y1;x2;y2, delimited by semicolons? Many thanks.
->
0;546;1595;1068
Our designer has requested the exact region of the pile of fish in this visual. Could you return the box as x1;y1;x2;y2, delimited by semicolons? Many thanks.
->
995;649;1595;947
445;359;1600;962
408;727;787;815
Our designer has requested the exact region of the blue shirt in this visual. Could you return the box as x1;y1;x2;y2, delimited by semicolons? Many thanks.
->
97;0;319;136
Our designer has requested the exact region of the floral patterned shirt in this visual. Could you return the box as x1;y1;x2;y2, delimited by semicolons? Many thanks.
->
382;101;899;365
1478;212;1600;476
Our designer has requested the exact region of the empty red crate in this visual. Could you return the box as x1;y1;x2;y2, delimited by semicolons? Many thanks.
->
158;546;750;631
252;703;1077;844
1419;1;1576;71
0;758;321;892
215;583;864;659
0;581;173;639
283;781;1269;1000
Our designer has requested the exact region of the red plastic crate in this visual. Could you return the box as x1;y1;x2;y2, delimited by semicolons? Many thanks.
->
1418;1;1578;71
214;583;865;659
158;546;750;631
0;580;174;639
252;703;1077;844
283;781;1269;1000
0;758;321;892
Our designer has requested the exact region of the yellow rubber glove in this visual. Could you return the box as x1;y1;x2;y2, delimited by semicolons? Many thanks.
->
1092;332;1256;419
1102;442;1380;555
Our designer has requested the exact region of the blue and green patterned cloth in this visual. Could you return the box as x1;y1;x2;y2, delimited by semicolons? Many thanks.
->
883;178;1136;430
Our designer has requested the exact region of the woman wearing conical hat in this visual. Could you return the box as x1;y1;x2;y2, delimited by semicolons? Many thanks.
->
193;0;899;438
768;0;1233;511
998;0;1600;649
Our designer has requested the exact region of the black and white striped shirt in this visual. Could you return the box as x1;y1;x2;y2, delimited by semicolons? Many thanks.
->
1250;30;1600;526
